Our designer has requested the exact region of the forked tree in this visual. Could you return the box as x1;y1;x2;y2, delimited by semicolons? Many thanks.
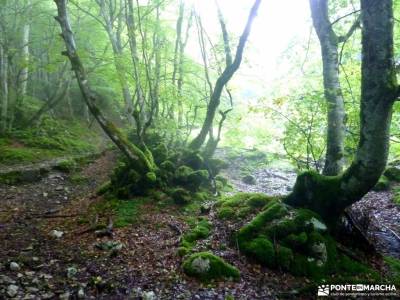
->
285;0;399;226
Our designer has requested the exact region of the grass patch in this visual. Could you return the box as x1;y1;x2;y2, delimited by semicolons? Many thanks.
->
88;196;149;228
0;118;103;166
384;256;400;286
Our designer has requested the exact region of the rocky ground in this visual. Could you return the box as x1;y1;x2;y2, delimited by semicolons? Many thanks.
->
0;148;398;299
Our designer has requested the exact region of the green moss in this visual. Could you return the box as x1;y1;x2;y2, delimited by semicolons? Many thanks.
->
245;236;275;266
384;167;400;182
145;172;157;183
70;174;88;184
97;181;111;195
217;207;235;220
276;245;294;270
171;188;191;205
284;232;308;249
208;158;229;175
217;193;274;221
183;219;212;243
89;197;149;228
0;170;23;184
178;247;190;257
247;194;272;208
373;175;390;191
182;252;240;282
215;175;228;186
160;160;175;172
174;165;194;183
392;187;400;206
152;143;169;164
384;256;400;286
182;151;204;170
284;171;342;224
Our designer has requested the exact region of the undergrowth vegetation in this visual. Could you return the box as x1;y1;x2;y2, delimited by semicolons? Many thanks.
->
0;118;104;165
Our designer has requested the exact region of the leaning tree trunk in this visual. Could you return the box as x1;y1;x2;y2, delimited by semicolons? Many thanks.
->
54;0;155;173
285;0;398;226
189;0;261;151
310;0;346;176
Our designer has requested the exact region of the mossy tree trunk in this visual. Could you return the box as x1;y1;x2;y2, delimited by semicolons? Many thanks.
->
54;0;155;173
189;0;261;151
285;0;399;225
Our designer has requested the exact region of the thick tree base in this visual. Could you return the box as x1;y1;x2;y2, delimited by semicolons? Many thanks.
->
284;171;345;226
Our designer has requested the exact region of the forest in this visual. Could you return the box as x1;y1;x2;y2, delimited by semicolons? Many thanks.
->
0;0;400;298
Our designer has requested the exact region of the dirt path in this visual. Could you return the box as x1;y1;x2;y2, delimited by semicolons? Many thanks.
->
0;151;309;299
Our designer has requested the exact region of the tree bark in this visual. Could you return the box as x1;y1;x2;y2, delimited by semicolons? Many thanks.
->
0;44;9;134
285;0;398;225
189;0;261;151
309;0;347;175
54;0;155;173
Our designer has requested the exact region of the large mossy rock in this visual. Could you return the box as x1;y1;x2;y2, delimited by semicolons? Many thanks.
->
237;199;332;277
182;252;240;282
237;198;377;279
216;192;274;220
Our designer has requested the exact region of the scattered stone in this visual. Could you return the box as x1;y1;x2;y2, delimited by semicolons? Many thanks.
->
77;288;85;299
67;267;78;279
142;291;156;300
43;192;48;197
23;294;36;299
9;262;21;271
7;284;19;297
0;275;16;284
59;291;70;300
50;230;64;239
26;287;39;293
42;292;56;299
55;185;64;191
95;241;123;252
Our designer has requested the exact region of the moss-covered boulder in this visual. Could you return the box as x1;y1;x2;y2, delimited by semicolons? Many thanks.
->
216;193;273;220
183;252;240;282
171;188;191;205
237;200;335;277
235;199;377;279
182;151;204;170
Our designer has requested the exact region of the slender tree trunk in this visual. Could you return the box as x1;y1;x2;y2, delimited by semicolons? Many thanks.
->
19;0;32;99
54;0;155;173
189;0;261;151
0;44;9;134
310;0;360;175
285;0;398;225
310;0;345;175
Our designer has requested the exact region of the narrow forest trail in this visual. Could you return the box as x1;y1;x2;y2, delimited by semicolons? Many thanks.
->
0;151;310;299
